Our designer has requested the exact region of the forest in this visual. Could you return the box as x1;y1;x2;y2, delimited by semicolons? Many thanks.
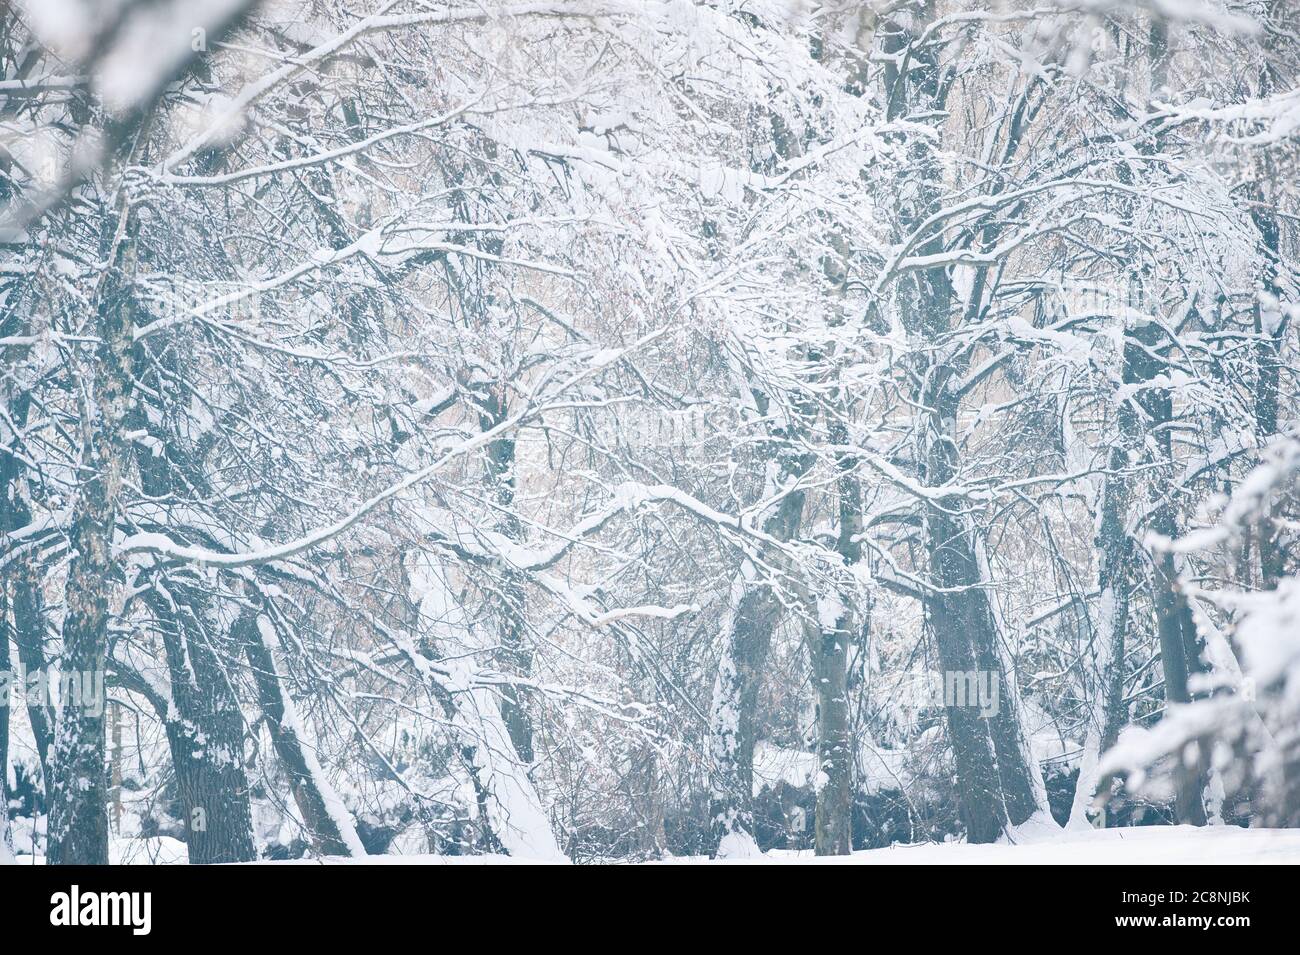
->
0;0;1298;865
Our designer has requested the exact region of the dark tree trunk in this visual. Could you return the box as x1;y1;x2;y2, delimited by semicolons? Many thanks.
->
919;387;1037;844
1149;547;1209;826
1;611;10;859
1125;321;1209;826
1096;448;1135;758
880;6;1043;843
1251;202;1286;589
44;439;117;866
924;510;1040;840
708;584;786;855
152;589;256;864
478;394;535;763
0;388;54;787
805;412;865;856
708;391;814;856
46;218;140;865
9;580;53;779
239;611;361;857
809;609;853;855
1071;337;1141;825
123;284;259;863
1096;345;1148;759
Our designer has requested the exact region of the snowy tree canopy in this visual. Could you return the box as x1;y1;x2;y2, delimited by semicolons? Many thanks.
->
0;0;1297;864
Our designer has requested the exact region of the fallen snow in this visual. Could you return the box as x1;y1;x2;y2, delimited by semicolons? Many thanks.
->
752;741;819;795
288;826;1300;865
654;826;1300;865
14;836;190;866
658;826;1298;864
263;826;1300;865
14;825;1299;865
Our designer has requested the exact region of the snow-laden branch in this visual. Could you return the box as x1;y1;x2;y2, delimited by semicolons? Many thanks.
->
1154;439;1300;554
160;1;667;173
115;329;665;567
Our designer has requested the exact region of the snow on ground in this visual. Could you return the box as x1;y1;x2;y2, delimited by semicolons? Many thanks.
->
250;853;543;866
654;826;1300;865
14;836;189;866
264;825;1300;865
12;826;1299;865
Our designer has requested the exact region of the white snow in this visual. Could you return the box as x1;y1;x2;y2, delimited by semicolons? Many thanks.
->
227;826;1300;865
752;741;819;795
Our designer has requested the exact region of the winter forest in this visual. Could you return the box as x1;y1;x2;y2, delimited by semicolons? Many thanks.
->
0;0;1298;868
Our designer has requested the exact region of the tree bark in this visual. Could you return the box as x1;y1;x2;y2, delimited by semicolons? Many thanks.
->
144;585;257;863
478;392;535;763
1;613;12;863
708;580;786;856
1070;342;1140;826
0;388;54;787
9;579;53;780
880;6;1044;843
122;270;261;863
46;211;139;865
707;391;814;857
808;605;853;855
1250;201;1286;589
239;611;364;857
924;506;1042;840
1126;320;1209;826
804;412;865;855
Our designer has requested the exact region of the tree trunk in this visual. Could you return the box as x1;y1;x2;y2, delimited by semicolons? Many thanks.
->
1068;483;1133;827
134;581;257;864
46;216;139;865
44;420;117;866
1151;559;1210;825
915;330;1042;843
804;412;865;855
879;6;1044;843
1070;345;1140;826
709;580;785;857
1251;201;1286;589
479;395;535;763
9;580;53;780
405;553;567;860
924;513;1041;841
1126;320;1209;826
239;611;364;857
125;302;259;863
0;385;55;788
708;393;813;857
808;605;853;855
1;613;12;863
